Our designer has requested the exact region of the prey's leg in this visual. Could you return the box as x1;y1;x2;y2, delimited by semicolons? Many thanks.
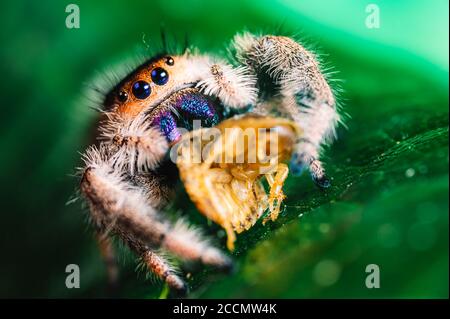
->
264;163;289;223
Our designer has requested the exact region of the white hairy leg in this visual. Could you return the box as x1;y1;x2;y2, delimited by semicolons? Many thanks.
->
232;32;340;187
140;249;187;295
80;145;231;268
99;113;169;175
184;54;258;108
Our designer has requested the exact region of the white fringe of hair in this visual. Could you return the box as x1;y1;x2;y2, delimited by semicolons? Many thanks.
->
99;113;169;175
195;60;257;108
81;144;158;220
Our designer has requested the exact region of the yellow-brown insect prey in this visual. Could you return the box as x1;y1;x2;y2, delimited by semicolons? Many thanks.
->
176;115;301;250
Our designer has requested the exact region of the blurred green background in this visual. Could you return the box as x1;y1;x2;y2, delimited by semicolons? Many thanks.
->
0;0;448;298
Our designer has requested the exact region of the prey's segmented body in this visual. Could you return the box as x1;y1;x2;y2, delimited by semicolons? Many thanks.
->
79;32;341;295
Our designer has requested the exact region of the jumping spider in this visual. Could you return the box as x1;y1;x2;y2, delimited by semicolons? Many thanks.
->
79;32;341;296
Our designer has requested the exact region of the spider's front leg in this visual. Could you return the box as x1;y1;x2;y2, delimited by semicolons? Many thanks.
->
232;33;341;188
80;145;231;295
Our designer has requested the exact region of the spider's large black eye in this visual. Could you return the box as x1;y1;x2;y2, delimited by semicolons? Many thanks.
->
132;81;151;99
151;67;169;85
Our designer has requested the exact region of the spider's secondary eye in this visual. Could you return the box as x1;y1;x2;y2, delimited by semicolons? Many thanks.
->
165;56;174;66
151;67;169;85
118;91;128;102
132;81;151;99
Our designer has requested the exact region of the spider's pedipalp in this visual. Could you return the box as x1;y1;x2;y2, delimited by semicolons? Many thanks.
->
196;62;257;109
187;55;257;109
100;113;169;174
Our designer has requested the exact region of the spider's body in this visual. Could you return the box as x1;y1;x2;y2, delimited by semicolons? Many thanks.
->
79;33;341;295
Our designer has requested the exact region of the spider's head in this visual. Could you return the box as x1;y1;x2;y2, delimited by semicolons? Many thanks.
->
103;55;220;143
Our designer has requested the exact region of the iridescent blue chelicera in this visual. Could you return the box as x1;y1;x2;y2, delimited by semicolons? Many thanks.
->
157;112;180;143
176;93;219;127
151;92;219;143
